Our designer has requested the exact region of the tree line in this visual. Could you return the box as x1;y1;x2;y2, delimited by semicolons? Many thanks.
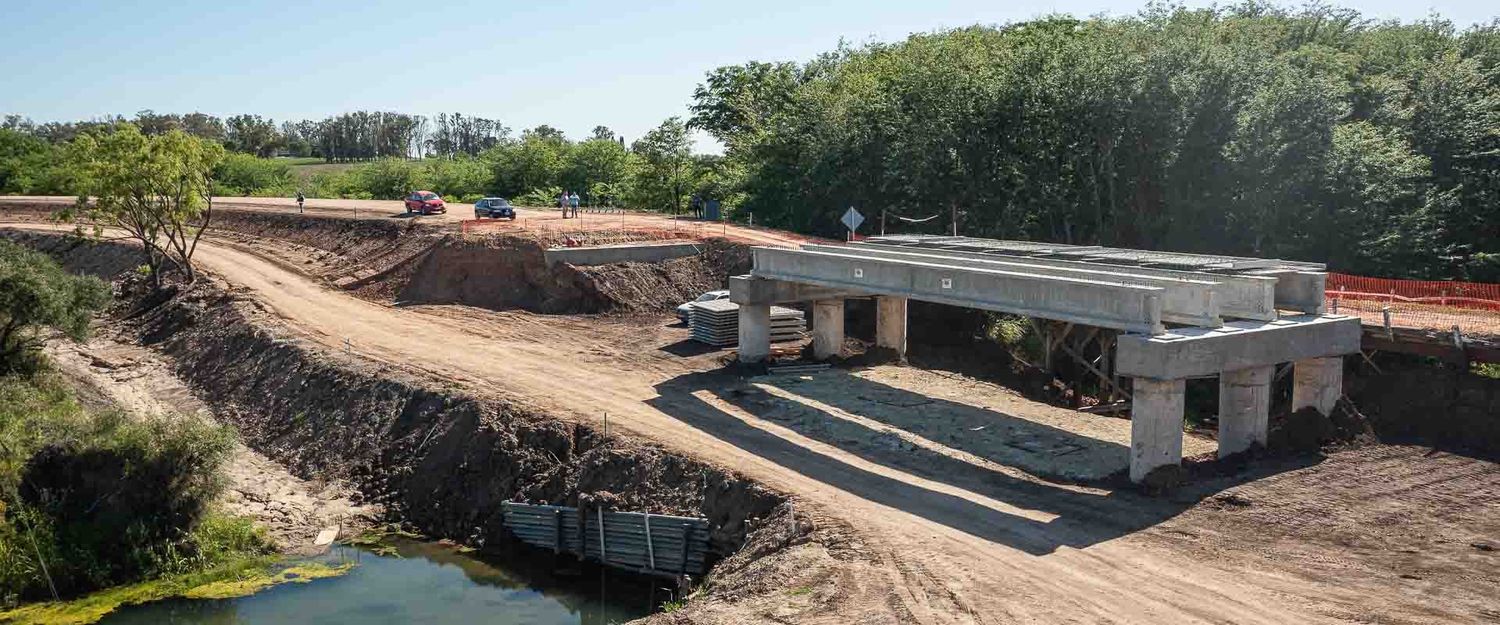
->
0;114;730;214
2;110;511;162
690;4;1499;280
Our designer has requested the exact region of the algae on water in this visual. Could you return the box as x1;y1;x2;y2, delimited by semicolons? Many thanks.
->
0;561;354;625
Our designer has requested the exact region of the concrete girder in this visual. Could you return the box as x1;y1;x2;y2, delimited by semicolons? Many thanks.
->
728;274;861;305
1247;269;1327;314
750;247;1166;334
1115;314;1360;380
851;241;1278;322
811;243;1224;327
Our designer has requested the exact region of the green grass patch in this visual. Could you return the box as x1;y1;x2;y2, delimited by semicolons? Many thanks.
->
0;560;353;625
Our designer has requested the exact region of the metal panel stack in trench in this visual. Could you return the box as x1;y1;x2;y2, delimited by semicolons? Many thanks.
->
687;299;806;347
501;502;711;577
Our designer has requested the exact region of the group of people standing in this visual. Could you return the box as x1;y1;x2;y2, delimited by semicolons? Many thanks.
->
559;191;581;218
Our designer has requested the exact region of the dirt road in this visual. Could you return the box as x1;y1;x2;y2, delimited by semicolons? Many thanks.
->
5;221;1496;623
0;195;818;248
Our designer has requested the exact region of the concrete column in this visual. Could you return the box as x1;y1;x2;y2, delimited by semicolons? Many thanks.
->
1291;357;1342;415
1218;365;1273;457
737;303;771;363
875;296;908;360
812;299;845;360
1130;377;1185;483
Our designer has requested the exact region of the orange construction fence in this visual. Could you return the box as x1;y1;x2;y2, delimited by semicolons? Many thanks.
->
1325;273;1500;337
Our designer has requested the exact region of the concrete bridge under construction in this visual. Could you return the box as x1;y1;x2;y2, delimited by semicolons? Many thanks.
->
730;235;1362;483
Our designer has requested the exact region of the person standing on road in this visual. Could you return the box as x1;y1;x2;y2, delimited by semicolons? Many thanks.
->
569;191;580;217
296;191;305;214
559;191;570;218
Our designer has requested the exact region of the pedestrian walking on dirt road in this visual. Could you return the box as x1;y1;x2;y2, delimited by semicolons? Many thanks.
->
559;191;570;218
296;191;305;214
569;192;580;217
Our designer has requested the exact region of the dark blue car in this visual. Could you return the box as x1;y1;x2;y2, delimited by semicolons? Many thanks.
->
474;197;516;220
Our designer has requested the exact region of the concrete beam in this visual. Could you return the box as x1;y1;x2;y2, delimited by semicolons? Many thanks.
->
875;296;908;359
728;274;860;305
852;241;1277;322
814;243;1224;326
1115;314;1361;379
751;247;1166;334
737;303;771;363
1131;378;1185;483
1218;366;1273;457
812;299;845;359
1249;269;1327;314
1291;357;1343;415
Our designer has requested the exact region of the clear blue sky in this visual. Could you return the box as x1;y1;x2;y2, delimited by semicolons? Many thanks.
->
2;0;1492;152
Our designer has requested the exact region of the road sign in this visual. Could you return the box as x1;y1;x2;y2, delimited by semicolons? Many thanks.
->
841;207;865;233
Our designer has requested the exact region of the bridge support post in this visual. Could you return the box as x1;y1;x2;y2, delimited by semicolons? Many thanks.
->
1130;377;1185;483
738;303;771;363
1218;366;1273;457
875;296;908;361
812;299;845;360
1291;357;1342;416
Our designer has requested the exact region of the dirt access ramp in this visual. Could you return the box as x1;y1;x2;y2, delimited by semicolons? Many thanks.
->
5;217;1499;623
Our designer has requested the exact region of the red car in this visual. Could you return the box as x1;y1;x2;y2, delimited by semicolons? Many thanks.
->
404;191;447;215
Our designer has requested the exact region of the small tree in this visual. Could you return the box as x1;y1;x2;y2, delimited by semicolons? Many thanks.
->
0;241;110;373
64;124;225;287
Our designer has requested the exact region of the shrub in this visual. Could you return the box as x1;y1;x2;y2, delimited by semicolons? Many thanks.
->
0;372;251;603
213;154;293;197
0;241;110;374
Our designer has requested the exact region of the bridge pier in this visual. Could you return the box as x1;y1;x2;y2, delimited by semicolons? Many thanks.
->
1292;357;1343;415
875;296;908;360
1218;365;1273;457
737;303;771;363
812;299;845;360
1130;377;1186;483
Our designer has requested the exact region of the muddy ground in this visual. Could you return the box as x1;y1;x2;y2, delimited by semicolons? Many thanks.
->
4;205;1498;624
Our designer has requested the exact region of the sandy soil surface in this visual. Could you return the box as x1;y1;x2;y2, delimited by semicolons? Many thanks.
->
46;336;379;555
8;220;1498;623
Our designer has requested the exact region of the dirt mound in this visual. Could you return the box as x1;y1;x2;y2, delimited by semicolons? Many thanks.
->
368;235;751;315
1268;398;1374;452
202;210;754;315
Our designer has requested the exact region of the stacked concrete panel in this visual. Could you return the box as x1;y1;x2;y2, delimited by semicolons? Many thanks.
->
689;299;805;347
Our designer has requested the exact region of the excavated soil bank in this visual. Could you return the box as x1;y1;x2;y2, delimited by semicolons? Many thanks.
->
207;208;752;315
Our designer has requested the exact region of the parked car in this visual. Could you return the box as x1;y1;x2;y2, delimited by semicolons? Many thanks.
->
677;290;730;323
404;191;446;215
474;197;516;220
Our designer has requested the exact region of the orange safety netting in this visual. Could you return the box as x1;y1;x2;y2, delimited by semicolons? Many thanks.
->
1325;273;1500;337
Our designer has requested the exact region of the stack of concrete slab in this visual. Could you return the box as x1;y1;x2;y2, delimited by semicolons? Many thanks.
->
689;299;805;347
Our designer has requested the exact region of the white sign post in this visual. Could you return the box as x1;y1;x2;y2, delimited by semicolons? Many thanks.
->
841;207;865;241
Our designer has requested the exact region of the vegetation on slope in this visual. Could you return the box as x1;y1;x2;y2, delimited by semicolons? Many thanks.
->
0;241;271;610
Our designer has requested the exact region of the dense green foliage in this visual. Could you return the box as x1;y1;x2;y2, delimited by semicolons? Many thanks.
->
0;371;261;606
0;241;110;374
690;5;1499;279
